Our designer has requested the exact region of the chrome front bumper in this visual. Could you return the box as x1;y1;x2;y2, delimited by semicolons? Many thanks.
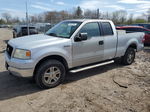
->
5;51;34;78
7;66;33;77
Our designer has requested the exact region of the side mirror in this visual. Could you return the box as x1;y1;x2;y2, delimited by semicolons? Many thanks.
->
75;33;88;42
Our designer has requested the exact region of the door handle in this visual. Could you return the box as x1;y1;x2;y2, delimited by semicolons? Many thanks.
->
99;41;104;45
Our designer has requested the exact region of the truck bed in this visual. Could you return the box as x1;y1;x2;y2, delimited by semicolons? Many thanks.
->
116;30;144;57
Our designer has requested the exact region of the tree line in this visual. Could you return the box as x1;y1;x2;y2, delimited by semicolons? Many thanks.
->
0;6;150;25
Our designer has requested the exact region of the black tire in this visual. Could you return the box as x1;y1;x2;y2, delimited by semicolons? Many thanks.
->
122;47;135;65
35;60;66;89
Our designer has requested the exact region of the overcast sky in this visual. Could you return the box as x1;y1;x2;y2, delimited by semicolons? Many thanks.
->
0;0;150;19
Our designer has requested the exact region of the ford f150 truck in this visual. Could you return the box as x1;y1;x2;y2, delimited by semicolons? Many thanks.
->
5;19;144;88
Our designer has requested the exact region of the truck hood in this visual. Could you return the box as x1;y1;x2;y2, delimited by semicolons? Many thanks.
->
8;34;70;49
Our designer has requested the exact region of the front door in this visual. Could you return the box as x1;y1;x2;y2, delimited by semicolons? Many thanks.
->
72;22;104;67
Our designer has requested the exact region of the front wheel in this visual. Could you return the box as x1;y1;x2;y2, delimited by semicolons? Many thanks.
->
122;48;135;65
35;60;66;89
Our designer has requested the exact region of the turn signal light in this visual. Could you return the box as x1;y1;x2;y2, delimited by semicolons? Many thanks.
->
26;51;31;57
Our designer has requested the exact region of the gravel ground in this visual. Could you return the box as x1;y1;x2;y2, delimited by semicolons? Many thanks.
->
0;28;150;112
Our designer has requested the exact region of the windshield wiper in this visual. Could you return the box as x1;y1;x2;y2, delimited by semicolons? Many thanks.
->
47;33;57;37
46;33;69;39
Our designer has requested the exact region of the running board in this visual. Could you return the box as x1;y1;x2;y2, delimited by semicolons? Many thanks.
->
70;60;114;73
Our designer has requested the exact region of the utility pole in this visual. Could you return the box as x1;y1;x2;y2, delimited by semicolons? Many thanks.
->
26;1;29;35
97;9;99;19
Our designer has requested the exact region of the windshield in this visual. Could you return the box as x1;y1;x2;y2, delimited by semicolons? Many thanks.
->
46;21;82;38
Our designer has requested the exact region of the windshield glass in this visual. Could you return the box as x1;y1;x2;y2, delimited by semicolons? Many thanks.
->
46;21;82;38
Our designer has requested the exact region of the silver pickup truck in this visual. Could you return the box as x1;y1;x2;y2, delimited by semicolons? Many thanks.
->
5;19;144;88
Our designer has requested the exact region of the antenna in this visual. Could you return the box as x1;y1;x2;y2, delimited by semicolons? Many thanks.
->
26;1;29;35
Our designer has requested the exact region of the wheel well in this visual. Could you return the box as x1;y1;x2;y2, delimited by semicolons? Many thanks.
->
128;43;137;51
33;55;68;76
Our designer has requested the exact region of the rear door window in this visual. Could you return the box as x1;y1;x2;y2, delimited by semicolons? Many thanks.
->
101;22;114;36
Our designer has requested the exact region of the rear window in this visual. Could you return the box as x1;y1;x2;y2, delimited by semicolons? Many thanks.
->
101;22;113;36
21;27;37;35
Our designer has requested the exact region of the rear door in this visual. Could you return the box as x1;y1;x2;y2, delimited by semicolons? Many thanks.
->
100;22;117;60
72;22;104;67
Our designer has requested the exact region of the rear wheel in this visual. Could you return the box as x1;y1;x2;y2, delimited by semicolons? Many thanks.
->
35;60;66;89
122;47;135;65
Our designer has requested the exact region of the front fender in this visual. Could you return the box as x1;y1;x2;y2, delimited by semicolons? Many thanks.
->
32;47;72;68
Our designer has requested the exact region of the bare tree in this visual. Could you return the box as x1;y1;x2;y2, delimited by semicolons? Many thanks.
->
0;18;6;24
44;10;71;24
84;9;98;19
127;14;134;24
11;17;20;23
2;12;11;23
44;11;58;23
143;8;150;22
147;8;150;22
101;12;112;19
37;13;45;22
29;15;37;23
112;10;127;24
59;11;69;20
119;10;127;23
15;7;148;25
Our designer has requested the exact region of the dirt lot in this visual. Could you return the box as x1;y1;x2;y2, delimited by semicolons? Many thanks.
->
0;28;150;112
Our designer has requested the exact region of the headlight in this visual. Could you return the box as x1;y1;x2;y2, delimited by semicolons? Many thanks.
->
13;49;31;59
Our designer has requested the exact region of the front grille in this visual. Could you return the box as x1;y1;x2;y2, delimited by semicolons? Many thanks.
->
6;44;13;57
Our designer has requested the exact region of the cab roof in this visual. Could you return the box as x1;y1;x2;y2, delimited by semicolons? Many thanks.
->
64;19;112;23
